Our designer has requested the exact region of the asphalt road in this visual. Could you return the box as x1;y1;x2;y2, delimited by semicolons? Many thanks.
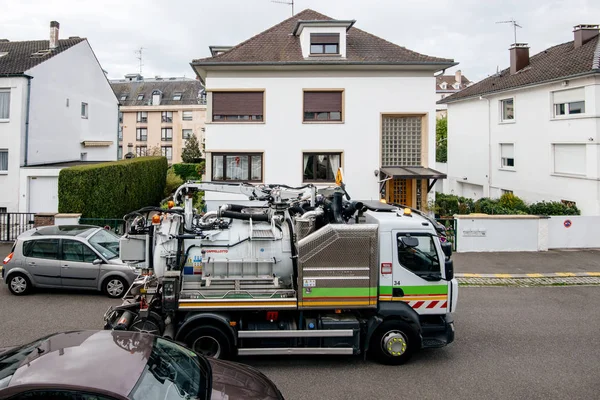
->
0;283;599;400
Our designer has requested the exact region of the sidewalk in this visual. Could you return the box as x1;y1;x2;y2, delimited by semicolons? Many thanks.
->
454;249;600;276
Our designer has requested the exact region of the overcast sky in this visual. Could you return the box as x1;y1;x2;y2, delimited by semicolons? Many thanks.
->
2;0;599;82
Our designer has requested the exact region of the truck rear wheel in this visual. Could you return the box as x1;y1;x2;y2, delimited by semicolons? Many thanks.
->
370;320;418;365
183;325;233;360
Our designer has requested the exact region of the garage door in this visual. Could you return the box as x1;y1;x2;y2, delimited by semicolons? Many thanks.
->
28;176;59;213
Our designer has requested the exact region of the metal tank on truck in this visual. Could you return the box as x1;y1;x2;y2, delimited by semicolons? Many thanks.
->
104;171;458;365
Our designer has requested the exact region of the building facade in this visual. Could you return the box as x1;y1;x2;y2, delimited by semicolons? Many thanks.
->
435;70;472;118
190;9;455;211
0;21;117;213
110;76;206;164
440;25;600;215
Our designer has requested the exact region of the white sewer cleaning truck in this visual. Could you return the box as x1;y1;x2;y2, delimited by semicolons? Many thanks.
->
104;176;457;365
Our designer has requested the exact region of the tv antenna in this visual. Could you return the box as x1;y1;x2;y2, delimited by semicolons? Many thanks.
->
272;0;294;16
135;47;145;75
496;19;522;44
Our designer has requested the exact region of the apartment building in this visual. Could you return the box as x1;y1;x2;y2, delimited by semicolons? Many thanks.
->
440;25;600;214
190;9;455;210
110;76;206;163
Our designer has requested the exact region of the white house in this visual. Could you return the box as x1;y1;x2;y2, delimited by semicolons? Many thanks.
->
0;21;117;214
190;9;455;211
439;24;600;215
435;70;473;119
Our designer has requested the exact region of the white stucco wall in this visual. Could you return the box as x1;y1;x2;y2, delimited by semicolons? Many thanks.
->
26;41;118;165
0;77;29;212
203;69;437;209
18;167;62;213
446;75;600;214
547;215;600;249
456;216;545;252
299;26;348;58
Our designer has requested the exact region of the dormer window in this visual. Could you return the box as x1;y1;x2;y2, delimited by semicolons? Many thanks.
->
137;94;144;101
120;94;128;101
173;92;182;101
440;82;447;90
310;33;340;55
152;90;162;106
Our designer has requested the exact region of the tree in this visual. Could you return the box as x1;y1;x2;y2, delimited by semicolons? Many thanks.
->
181;133;204;163
436;116;447;163
147;145;162;157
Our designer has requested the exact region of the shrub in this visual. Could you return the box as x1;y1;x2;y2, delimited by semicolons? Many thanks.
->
172;162;205;181
58;157;168;218
529;201;580;216
164;168;184;198
499;193;528;212
435;193;474;216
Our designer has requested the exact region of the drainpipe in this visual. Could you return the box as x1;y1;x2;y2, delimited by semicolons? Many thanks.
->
24;76;32;166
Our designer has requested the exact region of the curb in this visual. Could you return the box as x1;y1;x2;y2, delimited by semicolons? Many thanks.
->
456;272;600;279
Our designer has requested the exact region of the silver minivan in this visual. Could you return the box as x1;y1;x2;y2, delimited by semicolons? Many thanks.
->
2;225;138;298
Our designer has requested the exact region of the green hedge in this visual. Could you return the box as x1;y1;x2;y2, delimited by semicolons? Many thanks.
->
435;192;580;217
172;162;205;181
59;157;168;218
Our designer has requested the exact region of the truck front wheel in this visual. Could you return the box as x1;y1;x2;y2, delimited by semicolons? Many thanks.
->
183;325;232;360
370;320;418;365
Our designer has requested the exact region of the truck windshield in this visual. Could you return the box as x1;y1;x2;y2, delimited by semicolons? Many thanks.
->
130;337;211;400
397;233;441;276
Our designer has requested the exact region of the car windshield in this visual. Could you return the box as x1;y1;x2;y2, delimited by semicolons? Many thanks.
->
88;229;120;260
130;337;211;400
0;336;51;389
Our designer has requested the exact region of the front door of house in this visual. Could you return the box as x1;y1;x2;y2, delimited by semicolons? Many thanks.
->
386;178;414;208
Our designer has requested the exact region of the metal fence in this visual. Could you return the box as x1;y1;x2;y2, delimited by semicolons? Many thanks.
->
436;217;457;252
79;218;126;235
0;213;36;242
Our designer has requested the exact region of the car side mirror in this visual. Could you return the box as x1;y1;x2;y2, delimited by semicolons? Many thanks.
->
445;259;454;281
93;259;103;265
441;241;452;258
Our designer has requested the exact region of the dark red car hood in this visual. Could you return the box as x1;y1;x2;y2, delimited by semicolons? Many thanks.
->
208;358;283;400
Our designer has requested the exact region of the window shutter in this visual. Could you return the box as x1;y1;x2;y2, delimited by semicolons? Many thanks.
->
213;92;263;115
311;33;340;44
304;91;342;112
553;88;585;104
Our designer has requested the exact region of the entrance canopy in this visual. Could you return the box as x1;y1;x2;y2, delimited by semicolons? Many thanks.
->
379;166;447;180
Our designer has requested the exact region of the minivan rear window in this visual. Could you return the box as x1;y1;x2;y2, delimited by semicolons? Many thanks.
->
23;239;59;260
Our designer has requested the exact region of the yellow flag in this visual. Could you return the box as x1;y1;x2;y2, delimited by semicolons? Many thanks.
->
335;168;344;186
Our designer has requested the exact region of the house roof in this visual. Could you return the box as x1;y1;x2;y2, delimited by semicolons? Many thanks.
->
0;38;85;75
191;9;454;67
436;74;472;91
439;35;600;104
109;78;205;106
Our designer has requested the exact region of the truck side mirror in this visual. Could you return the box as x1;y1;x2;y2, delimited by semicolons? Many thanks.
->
445;259;454;281
441;242;452;258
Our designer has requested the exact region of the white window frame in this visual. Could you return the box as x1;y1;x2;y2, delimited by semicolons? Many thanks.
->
0;149;8;173
182;111;193;121
552;88;586;119
0;89;10;121
81;102;88;119
499;98;515;123
500;143;515;170
554;101;586;117
182;129;193;139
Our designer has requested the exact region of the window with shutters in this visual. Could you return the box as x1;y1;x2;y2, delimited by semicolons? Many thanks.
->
310;33;340;54
553;144;586;176
500;143;515;169
303;90;343;122
212;91;264;122
553;88;585;117
212;153;263;182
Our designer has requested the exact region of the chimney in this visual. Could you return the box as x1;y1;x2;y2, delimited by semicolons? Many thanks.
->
49;21;59;50
573;24;599;48
509;43;529;74
455;70;462;85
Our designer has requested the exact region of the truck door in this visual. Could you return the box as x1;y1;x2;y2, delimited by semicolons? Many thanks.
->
388;230;450;315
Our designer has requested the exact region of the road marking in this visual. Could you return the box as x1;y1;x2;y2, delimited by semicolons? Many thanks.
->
555;272;576;277
494;274;513;278
462;273;482;277
585;272;600;277
527;273;544;278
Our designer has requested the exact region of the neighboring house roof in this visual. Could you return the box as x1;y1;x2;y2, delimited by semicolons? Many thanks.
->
439;35;600;104
0;38;85;75
109;78;205;106
436;74;472;91
191;9;454;67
